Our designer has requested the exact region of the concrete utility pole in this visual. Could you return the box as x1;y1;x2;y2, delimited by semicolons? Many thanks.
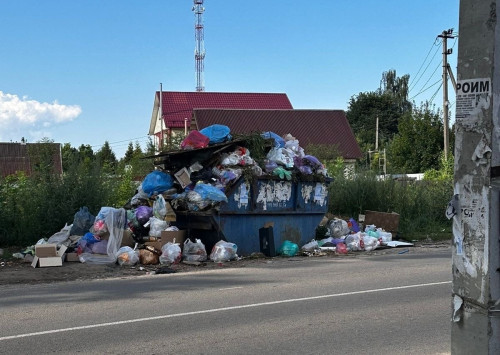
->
451;1;500;354
438;29;455;161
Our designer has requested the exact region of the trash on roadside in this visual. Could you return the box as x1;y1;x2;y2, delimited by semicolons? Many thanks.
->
210;240;238;262
116;246;139;266
139;248;159;265
278;240;299;257
70;206;95;236
159;242;182;265
31;244;67;268
183;238;207;262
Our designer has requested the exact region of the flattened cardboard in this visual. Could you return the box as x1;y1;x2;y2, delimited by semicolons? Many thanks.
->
174;168;192;189
165;201;177;222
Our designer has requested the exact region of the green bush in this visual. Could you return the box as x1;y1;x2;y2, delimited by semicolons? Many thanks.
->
328;171;452;241
0;160;125;247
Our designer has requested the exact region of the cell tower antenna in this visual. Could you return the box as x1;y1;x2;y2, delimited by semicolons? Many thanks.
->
192;0;205;92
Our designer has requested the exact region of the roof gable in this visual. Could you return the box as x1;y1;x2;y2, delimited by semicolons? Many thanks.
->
192;109;362;160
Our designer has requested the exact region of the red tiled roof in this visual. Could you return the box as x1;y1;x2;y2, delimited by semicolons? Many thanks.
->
193;109;362;160
157;91;293;129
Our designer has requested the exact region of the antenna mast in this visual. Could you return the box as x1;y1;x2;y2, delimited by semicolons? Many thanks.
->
193;0;205;92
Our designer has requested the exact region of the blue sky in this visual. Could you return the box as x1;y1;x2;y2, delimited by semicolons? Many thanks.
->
0;0;459;158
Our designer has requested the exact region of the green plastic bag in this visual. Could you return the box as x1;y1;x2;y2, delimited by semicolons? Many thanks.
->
278;240;299;256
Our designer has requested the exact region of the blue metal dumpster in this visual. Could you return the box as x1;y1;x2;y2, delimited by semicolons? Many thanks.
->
176;176;330;255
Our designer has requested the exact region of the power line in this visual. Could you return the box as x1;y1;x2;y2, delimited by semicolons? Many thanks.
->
410;78;442;100
409;38;441;92
90;136;149;148
411;61;443;99
429;82;443;104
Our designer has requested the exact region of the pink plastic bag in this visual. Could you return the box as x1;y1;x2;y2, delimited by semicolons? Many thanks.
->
336;242;348;254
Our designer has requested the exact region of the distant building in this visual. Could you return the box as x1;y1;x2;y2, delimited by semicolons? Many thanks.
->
0;142;63;178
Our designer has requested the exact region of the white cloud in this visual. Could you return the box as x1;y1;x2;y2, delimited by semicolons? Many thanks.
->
0;91;82;140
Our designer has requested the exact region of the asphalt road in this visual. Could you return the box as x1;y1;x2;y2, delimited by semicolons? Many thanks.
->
0;249;451;354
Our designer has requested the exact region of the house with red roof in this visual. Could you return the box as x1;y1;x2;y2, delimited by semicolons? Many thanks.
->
148;91;362;167
149;91;293;149
192;108;363;165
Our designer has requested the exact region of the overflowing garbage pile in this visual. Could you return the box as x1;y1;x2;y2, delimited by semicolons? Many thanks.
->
20;124;333;269
293;215;412;256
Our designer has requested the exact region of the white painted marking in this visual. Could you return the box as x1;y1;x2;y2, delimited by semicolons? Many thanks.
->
0;281;451;341
218;286;243;291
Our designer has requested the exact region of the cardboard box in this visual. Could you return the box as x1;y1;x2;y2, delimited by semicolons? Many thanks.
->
32;244;67;268
65;252;80;262
160;230;186;245
364;210;400;233
35;244;57;258
121;229;134;247
145;230;187;251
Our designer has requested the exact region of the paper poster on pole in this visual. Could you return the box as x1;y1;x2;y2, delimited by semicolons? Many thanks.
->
455;78;491;119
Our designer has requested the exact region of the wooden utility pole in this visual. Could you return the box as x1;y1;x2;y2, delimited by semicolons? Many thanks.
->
438;29;455;161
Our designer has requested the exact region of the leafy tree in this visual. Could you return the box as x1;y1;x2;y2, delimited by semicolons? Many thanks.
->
78;144;95;164
379;69;412;113
388;102;444;173
347;69;412;151
347;92;401;149
61;143;79;171
27;138;60;179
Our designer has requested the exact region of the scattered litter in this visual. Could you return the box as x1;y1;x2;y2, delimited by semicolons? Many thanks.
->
386;241;414;248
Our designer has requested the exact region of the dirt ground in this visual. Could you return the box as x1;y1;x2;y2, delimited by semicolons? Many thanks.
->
0;241;451;286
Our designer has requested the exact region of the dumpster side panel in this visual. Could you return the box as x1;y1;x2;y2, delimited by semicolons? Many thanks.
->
222;180;251;212
296;182;329;212
254;180;295;212
219;213;324;255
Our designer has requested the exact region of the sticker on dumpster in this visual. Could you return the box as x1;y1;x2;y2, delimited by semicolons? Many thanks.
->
301;185;313;204
313;183;327;206
256;181;292;211
233;182;250;209
239;183;248;205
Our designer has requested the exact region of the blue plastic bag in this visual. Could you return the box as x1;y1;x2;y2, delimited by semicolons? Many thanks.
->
199;124;232;144
261;131;285;148
194;183;228;202
142;171;174;196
